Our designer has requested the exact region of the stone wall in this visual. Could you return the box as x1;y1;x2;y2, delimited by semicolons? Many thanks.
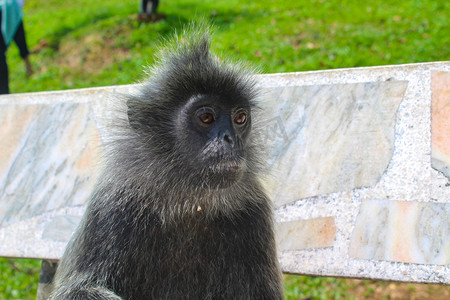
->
0;62;448;283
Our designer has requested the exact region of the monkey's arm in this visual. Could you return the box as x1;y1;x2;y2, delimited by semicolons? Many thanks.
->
221;199;284;300
50;193;129;300
50;234;125;300
50;284;123;300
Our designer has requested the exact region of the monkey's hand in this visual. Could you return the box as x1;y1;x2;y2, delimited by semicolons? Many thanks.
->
49;285;123;300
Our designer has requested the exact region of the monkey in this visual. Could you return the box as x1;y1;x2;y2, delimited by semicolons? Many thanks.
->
50;27;284;300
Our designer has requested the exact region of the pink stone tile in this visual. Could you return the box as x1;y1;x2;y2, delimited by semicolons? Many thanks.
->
431;71;450;178
276;217;336;251
350;200;449;265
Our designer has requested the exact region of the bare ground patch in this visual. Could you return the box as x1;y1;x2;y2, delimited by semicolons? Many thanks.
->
346;279;449;300
55;32;131;74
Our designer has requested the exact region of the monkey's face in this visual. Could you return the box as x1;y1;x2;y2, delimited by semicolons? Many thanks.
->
176;94;251;189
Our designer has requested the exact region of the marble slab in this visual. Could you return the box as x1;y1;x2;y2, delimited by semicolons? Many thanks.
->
41;215;83;242
275;217;336;251
260;81;407;207
431;71;450;178
0;62;449;284
0;102;103;227
350;200;449;265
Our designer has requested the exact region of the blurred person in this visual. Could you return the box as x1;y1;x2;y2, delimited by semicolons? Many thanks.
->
138;0;165;22
0;0;31;94
139;0;158;19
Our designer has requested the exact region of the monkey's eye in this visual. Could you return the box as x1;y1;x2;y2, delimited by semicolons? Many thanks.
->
195;107;215;126
234;112;247;125
199;112;214;124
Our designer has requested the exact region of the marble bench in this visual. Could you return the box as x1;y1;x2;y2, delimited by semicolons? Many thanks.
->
1;62;449;294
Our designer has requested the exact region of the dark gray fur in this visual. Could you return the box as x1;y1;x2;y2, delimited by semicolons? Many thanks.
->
51;29;284;300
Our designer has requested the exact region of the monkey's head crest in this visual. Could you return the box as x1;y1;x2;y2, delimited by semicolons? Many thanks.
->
126;28;260;190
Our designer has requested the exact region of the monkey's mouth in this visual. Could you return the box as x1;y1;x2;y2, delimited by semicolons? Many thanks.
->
208;160;243;174
203;160;244;188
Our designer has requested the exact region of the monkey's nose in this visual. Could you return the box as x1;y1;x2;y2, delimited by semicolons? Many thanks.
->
224;134;233;146
221;131;234;147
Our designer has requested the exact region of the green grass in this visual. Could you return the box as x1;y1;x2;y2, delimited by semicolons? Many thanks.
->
1;0;449;299
7;0;449;93
0;258;40;300
284;274;352;299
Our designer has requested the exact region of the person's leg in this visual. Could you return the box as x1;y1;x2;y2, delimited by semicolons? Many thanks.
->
0;14;9;94
14;21;32;77
0;50;9;94
141;0;159;16
14;21;30;59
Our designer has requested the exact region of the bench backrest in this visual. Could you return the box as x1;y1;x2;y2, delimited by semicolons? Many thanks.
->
1;62;449;284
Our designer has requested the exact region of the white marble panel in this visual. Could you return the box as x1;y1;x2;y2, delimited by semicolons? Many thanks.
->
431;71;450;178
260;81;407;207
0;101;103;227
349;200;449;265
41;215;83;242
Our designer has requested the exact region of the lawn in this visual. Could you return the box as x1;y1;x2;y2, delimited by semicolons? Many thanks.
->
1;0;449;299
